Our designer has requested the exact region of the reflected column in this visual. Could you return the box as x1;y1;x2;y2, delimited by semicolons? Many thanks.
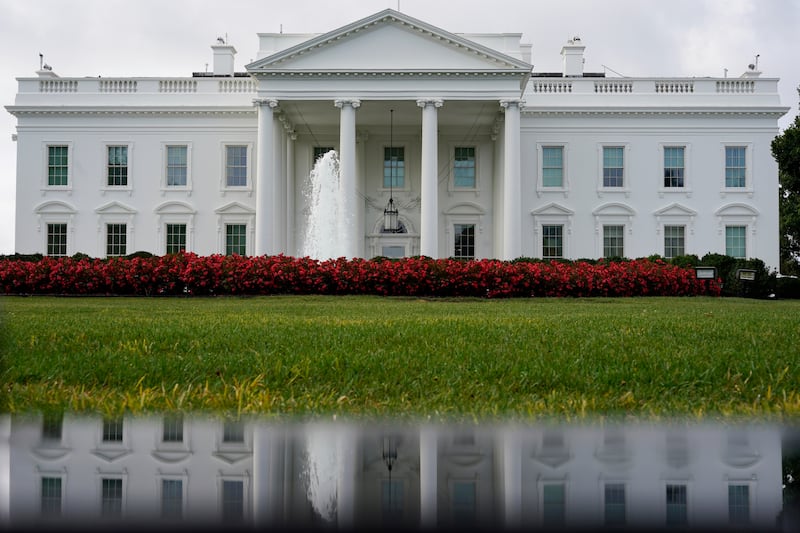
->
420;425;438;529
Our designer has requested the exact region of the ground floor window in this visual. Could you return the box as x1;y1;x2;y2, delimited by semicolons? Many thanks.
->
542;483;565;527
40;477;62;517
728;484;750;524
666;484;688;526
161;479;183;519
47;223;67;257
166;223;187;254
225;224;247;256
101;478;123;517
542;224;563;259
453;224;475;260
604;483;626;525
221;480;244;522
725;225;746;258
663;225;685;258
603;225;624;258
106;224;127;257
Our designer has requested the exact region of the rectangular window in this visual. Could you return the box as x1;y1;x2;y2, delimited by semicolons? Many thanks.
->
225;145;247;187
102;418;123;442
107;146;128;187
161;479;183;519
728;485;749;524
542;483;565;527
382;479;404;523
725;146;747;188
664;225;685;259
225;224;247;256
381;245;405;259
313;146;335;163
223;420;245;443
42;413;63;441
166;146;187;187
383;147;405;189
162;414;183;443
106;224;127;257
41;477;62;517
47;223;68;257
166;224;187;254
725;225;746;258
603;225;624;258
542;146;564;187
666;484;688;526
663;146;685;188
101;478;123;517
48;145;69;186
603;146;624;187
221;480;244;522
452;481;476;525
542;224;564;259
604;483;626;525
454;147;476;188
453;224;475;260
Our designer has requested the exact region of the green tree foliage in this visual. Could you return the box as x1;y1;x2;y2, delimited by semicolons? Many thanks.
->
771;87;800;275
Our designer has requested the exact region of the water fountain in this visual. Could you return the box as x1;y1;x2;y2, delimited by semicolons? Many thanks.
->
301;150;354;260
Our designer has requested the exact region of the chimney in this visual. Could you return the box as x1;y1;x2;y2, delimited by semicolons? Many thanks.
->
212;41;237;76
561;36;585;77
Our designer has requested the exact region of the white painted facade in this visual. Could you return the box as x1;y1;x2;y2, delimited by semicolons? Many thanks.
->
0;414;785;530
6;9;789;268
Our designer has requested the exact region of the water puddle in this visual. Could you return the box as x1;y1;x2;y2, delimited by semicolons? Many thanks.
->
1;414;798;530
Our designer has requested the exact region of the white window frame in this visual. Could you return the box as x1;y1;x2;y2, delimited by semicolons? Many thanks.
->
602;481;627;526
42;141;73;192
532;203;574;260
716;203;758;259
724;225;748;259
161;143;192;192
727;480;756;525
449;144;479;192
97;472;128;518
654;203;697;259
662;224;686;259
38;472;67;518
35;201;77;256
538;479;567;528
382;143;409;192
663;481;692;527
45;221;69;257
218;475;250;524
220;142;253;194
102;143;133;193
156;201;196;255
537;143;569;197
593;203;635;259
721;143;754;197
215;203;255;256
158;474;188;520
658;143;692;197
597;144;630;196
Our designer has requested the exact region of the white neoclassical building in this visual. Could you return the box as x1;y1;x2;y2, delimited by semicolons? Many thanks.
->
5;9;789;267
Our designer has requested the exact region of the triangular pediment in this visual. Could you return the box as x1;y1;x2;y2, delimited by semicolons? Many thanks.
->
444;202;485;216
95;201;137;215
215;201;255;215
247;9;530;73
531;202;574;216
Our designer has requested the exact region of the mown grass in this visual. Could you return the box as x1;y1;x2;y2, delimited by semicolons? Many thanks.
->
1;295;798;422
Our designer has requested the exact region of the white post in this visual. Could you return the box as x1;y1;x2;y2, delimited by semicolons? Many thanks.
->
254;98;278;256
500;99;523;260
418;98;443;258
419;425;438;529
502;428;522;528
335;99;361;259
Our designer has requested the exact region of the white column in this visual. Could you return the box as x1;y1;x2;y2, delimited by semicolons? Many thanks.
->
500;99;523;260
419;425;438;529
417;98;443;258
501;428;522;528
337;425;357;530
254;98;278;256
252;424;286;527
286;132;296;255
335;98;361;259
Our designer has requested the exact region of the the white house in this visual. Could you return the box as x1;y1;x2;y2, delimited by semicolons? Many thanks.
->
5;9;789;268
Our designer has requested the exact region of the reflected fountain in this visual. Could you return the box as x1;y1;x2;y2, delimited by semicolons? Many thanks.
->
1;413;797;531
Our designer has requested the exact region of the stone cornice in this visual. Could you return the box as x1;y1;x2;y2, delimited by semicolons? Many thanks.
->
5;106;256;117
522;106;789;118
249;70;528;80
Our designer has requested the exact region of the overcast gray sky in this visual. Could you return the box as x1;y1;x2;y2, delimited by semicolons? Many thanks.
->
1;0;798;255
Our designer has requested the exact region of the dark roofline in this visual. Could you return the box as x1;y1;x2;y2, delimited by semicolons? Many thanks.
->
531;72;606;78
192;72;251;78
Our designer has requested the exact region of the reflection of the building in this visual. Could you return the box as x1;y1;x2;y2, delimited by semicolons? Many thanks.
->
0;414;784;530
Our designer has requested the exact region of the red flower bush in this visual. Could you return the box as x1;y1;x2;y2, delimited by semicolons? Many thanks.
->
0;253;721;298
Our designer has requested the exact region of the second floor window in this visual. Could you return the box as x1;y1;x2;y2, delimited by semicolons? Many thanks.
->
166;146;187;187
663;146;685;188
107;146;128;186
384;147;405;189
725;146;746;188
48;145;69;186
225;145;247;187
603;146;624;187
542;146;564;187
454;147;476;188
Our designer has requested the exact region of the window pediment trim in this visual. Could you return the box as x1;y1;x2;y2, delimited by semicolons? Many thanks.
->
34;200;78;215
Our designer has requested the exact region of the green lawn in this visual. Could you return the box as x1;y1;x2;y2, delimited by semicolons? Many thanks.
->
1;295;798;422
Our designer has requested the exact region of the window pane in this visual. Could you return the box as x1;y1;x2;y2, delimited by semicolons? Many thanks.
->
161;479;183;519
603;225;624;258
725;226;746;258
222;480;244;522
452;481;476;525
454;146;476;188
47;223;68;257
664;225;685;258
728;485;749;524
48;146;69;186
453;224;475;260
663;147;685;188
225;224;247;256
107;146;128;186
542;224;563;259
106;224;127;257
604;484;625;525
101;478;123;517
666;484;688;526
383;147;405;189
102;418;123;442
166;224;187;254
542;146;563;187
223;420;244;443
225;145;247;187
166;146;187;186
41;477;62;517
603;147;624;187
725;146;746;187
313;146;335;163
162;414;183;442
542;484;565;526
42;413;63;441
381;245;405;258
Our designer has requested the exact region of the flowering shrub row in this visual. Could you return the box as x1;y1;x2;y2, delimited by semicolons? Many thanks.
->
0;253;721;298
